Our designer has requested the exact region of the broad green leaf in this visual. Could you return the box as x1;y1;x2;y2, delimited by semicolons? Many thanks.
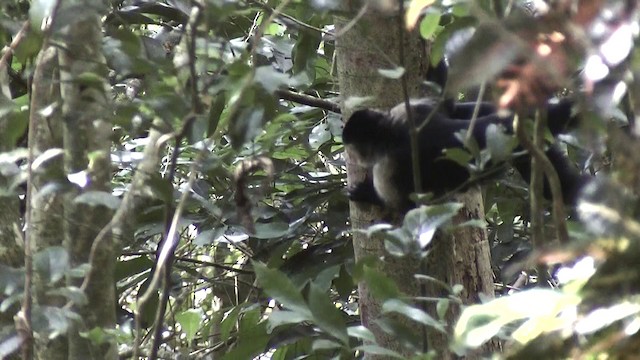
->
220;305;242;342
382;299;445;333
267;309;311;329
308;283;348;344
405;0;436;30
354;344;404;359
47;286;87;306
486;123;516;162
115;256;154;282
176;308;203;343
347;325;376;342
311;338;341;351
34;246;69;284
253;222;289;239
220;308;269;360
361;266;399;300
419;12;441;40
0;265;24;297
253;262;312;317
402;203;463;248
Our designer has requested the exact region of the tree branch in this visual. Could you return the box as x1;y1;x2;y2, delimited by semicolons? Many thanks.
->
275;89;341;113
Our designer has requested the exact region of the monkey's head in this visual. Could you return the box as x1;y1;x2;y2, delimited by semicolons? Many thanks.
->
343;99;439;162
343;108;400;164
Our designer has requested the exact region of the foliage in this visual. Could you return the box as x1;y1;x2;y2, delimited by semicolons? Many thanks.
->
0;0;638;359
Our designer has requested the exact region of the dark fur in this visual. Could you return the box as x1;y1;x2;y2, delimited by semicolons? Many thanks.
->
342;98;587;212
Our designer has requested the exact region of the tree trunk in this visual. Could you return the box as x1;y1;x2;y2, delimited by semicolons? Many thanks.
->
335;3;497;358
26;45;67;360
425;190;498;358
57;13;117;360
335;2;427;357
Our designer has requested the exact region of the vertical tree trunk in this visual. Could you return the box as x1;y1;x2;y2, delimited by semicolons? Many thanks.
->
26;45;67;360
335;2;427;357
57;12;116;360
335;3;496;358
424;191;498;358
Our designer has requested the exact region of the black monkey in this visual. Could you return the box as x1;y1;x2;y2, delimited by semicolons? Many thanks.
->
342;98;587;212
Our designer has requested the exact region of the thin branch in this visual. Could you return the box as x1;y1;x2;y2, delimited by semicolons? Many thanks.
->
463;81;487;147
275;89;340;113
0;21;29;75
397;0;421;196
248;0;333;36
334;3;368;38
514;114;569;244
529;111;545;249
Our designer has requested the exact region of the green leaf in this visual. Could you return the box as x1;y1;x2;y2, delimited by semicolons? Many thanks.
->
353;345;404;359
255;66;291;93
402;203;463;248
486;123;516;162
361;265;400;300
176;308;203;343
334;266;355;300
253;262;312;317
419;12;441;40
454;289;580;350
292;31;321;75
0;93;24;148
253;222;290;239
448;22;527;92
431;17;476;67
221;308;269;360
34;246;70;284
311;338;342;351
382;299;445;333
75;72;107;90
47;286;87;306
220;305;242;342
82;327;117;345
308;283;348;344
193;227;226;246
146;173;174;203
0;265;25;297
437;298;450;320
115;256;154;282
347;325;376;342
443;147;473;167
309;122;331;150
267;309;311;329
31;305;80;335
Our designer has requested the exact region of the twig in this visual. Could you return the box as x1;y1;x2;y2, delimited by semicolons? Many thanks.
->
334;3;368;38
397;0;421;196
0;21;30;74
463;82;487;147
514;114;569;244
275;89;340;113
529;111;545;248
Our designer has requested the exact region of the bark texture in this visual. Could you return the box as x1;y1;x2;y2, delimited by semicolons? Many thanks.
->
335;2;428;357
57;14;116;360
425;190;498;358
27;45;67;360
336;2;496;358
